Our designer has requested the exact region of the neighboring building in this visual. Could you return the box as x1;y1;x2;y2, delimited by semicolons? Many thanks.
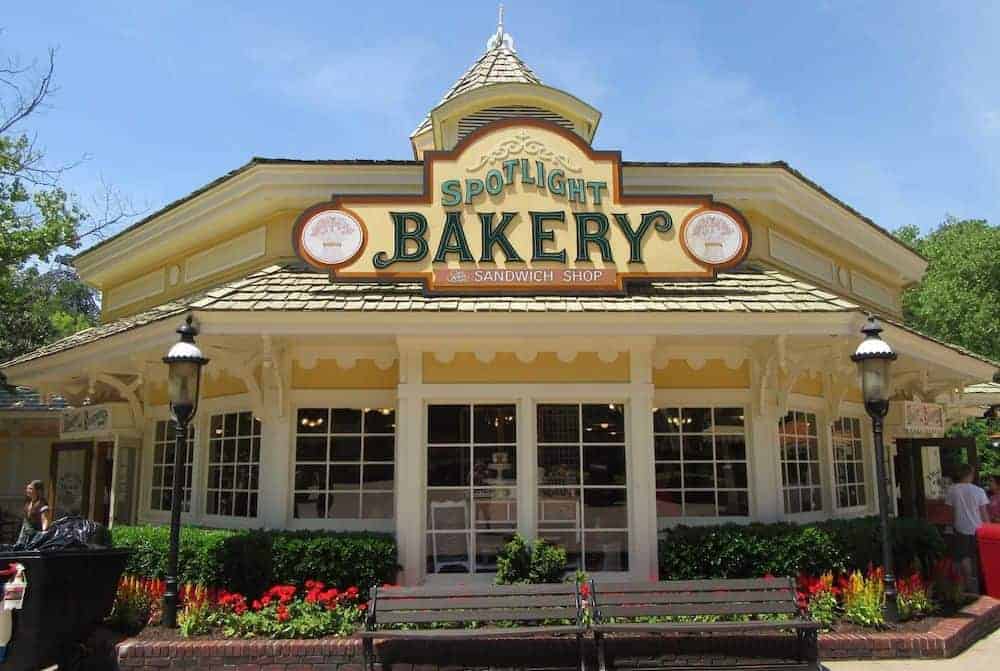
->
0;19;996;584
0;385;62;521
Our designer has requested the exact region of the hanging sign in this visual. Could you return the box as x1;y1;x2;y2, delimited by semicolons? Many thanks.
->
903;401;945;434
294;119;751;294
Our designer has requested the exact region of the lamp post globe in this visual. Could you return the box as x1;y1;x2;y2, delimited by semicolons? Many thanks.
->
851;315;898;623
161;315;208;628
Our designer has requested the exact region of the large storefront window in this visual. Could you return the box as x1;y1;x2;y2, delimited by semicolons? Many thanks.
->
426;404;517;574
779;411;822;514
293;408;395;519
832;417;867;509
206;411;261;518
653;407;748;518
150;420;194;513
537;403;628;572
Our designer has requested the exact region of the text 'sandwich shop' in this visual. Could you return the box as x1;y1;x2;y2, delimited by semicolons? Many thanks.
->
1;21;995;584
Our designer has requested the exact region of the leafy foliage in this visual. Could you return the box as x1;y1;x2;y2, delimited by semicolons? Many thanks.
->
895;218;1000;363
111;525;399;598
495;533;569;584
658;517;945;580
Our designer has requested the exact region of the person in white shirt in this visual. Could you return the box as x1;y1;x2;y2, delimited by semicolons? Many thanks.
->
944;464;989;592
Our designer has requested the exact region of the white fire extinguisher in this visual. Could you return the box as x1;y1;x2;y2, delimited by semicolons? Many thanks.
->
0;563;27;663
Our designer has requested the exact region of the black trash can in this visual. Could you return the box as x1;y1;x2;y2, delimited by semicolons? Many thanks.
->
0;548;129;671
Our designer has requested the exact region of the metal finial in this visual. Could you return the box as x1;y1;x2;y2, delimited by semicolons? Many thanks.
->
498;4;504;37
486;4;515;52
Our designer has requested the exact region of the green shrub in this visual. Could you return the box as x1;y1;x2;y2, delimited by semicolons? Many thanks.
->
269;530;399;592
495;534;568;584
658;517;945;580
529;538;568;584
111;525;399;598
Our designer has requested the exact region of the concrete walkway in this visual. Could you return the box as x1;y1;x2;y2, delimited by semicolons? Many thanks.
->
824;628;1000;671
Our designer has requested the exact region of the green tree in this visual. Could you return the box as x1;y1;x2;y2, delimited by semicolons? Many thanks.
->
895;218;1000;362
1;44;133;363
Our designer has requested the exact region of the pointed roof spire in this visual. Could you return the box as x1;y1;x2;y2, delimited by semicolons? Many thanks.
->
412;6;541;137
486;4;515;52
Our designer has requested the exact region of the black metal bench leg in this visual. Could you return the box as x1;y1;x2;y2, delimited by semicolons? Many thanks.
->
363;638;373;671
577;632;586;671
596;632;608;671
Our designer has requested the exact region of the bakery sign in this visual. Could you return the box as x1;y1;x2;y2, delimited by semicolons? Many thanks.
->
293;119;751;293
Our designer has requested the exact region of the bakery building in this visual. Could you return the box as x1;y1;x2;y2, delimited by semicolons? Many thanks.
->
1;21;996;584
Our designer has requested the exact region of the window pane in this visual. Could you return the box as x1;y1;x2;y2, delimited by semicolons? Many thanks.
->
428;405;470;444
715;435;746;460
330;436;362;461
584;445;626;486
473;405;517;444
364;408;395;433
296;436;327;462
538;446;579;485
363;464;394;489
713;408;745;432
330;465;361;489
718;490;749;516
474;444;515;486
332;409;362;434
364;436;394;462
582;404;625;443
656;490;683;517
584;531;629;572
537;405;579;443
328;492;360;518
362;492;394;519
428;446;470;487
684;491;715;516
682;407;712;433
583;488;628;529
681;435;713;460
654;435;681;461
298;408;328;433
655;463;682;489
653;407;680;434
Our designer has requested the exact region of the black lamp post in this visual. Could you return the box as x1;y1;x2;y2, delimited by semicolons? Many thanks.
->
161;315;208;628
851;315;898;623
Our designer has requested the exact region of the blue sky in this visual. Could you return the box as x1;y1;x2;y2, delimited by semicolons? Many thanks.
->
4;0;999;247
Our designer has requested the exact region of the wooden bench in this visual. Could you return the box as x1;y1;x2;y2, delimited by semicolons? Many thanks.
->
360;582;586;671
589;578;820;671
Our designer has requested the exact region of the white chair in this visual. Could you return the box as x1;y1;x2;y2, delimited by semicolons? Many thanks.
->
429;500;470;573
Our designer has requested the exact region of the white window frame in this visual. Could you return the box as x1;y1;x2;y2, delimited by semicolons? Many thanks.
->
829;411;871;516
536;401;630;574
652;389;755;527
287;389;396;533
147;418;195;515
204;409;262;520
778;407;825;517
292;406;396;523
652;404;751;521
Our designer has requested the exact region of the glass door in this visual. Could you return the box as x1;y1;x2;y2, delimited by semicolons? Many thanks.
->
50;442;93;518
536;403;628;571
426;404;517;574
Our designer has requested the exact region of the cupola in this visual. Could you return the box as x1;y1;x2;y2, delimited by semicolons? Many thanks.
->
410;7;601;158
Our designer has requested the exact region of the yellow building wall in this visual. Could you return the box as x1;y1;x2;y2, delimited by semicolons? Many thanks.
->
423;352;630;384
102;210;298;323
292;360;398;389
792;371;824;397
202;371;250;399
654;360;749;389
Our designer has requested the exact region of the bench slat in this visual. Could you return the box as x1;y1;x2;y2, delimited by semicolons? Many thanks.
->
598;601;795;618
360;624;582;638
376;583;576;598
595;578;792;593
592;589;793;606
376;606;579;624
377;594;576;611
592;619;819;633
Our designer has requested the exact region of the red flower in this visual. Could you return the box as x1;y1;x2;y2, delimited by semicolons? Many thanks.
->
580;583;591;599
358;602;368;611
276;604;290;623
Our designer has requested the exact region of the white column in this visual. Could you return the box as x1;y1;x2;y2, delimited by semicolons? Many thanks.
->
516;395;537;541
258;363;292;529
750;400;782;522
395;348;425;585
629;343;658;581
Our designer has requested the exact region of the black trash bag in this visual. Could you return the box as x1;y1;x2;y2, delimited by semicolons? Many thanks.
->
17;516;111;551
